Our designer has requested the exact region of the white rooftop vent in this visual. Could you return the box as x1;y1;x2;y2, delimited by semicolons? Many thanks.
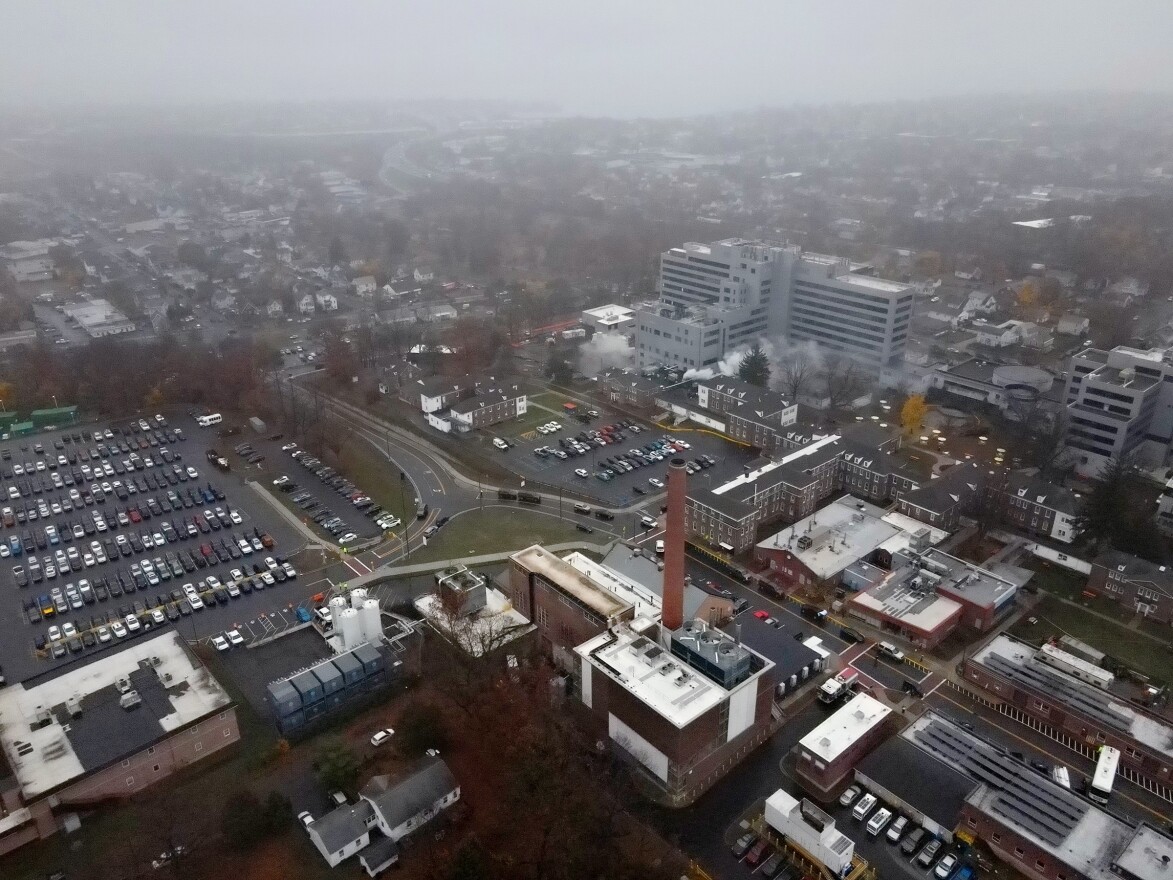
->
119;690;142;710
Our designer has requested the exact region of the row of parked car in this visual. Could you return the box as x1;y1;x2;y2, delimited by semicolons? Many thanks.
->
287;444;383;540
841;785;972;879
36;556;297;659
730;832;796;878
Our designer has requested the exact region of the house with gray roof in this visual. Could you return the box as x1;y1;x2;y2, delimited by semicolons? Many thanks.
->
359;756;460;842
307;800;376;867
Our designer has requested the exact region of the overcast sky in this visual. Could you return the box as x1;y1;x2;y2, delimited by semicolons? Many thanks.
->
3;1;1172;117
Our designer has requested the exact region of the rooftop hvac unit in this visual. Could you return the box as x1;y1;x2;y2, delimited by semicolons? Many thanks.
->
338;608;363;650
349;587;368;609
360;598;383;643
119;690;142;710
66;697;83;719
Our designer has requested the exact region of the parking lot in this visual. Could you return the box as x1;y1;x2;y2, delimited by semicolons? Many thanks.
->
492;407;758;507
0;413;318;684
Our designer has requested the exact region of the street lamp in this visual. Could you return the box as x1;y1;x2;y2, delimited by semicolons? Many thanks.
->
51;395;58;408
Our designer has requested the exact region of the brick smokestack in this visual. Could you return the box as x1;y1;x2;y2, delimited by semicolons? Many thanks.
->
662;457;688;632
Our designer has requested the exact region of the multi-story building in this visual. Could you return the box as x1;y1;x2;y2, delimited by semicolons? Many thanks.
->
1063;345;1173;477
962;634;1173;801
637;238;914;372
447;385;526;432
0;632;239;856
1088;550;1173;623
994;472;1079;544
406;375;477;414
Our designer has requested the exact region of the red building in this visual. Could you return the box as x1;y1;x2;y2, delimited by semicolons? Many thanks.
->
793;693;893;801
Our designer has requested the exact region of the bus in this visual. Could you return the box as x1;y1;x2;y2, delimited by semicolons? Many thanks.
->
1051;766;1071;789
1089;746;1120;804
195;413;223;427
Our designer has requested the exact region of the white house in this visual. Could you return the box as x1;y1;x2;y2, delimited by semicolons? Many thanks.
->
315;292;338;311
266;299;284;317
307;801;376;868
359;757;460;842
297;293;316;314
1056;313;1090;337
413;268;434;284
352;275;377;297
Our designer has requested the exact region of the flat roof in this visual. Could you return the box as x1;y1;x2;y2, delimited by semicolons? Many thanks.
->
0;631;231;799
563;551;661;619
839;272;910;294
512;545;633;620
856;731;975;827
414;586;535;657
712;434;841;498
798;693;891;762
61;298;132;329
850;576;963;634
577;626;730;728
971;636;1173;758
756;496;902;580
1113;825;1173;880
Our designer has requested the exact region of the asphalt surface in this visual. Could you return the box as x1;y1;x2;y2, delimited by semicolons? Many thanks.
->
0;413;309;683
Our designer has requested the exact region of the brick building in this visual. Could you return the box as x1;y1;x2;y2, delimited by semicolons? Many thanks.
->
0;632;238;856
506;545;635;667
575;618;777;806
1088;550;1173;623
405;375;477;413
992;472;1080;544
448;384;527;432
597;368;672;411
894;462;985;531
792;692;893;800
963;635;1173;800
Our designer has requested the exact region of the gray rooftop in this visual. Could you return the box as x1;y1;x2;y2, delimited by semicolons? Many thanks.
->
1113;825;1173;880
310;800;374;854
360;757;458;831
856;730;975;827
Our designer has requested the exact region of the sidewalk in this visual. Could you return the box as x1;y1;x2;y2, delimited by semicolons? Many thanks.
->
347;539;617;585
247;480;335;551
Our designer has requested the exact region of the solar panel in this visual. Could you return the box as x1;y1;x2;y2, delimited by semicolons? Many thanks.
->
914;719;1086;847
982;655;1129;732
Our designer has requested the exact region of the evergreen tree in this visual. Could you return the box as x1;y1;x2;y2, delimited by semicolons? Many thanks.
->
738;343;771;387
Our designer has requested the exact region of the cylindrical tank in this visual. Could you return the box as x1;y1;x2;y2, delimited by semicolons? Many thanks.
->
349;587;368;609
329;596;347;617
338;608;363;650
360;598;382;642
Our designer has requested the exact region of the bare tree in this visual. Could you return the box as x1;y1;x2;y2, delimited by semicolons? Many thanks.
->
823;355;870;409
776;344;818;402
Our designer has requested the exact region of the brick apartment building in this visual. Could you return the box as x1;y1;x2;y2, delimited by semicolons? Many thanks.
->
0;632;239;855
448;384;527;431
597;368;671;411
963;635;1173;800
1088;550;1173;623
992;472;1080;544
405;375;477;413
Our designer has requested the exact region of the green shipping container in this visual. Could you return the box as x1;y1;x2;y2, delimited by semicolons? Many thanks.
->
30;406;78;428
0;412;18;429
10;421;35;437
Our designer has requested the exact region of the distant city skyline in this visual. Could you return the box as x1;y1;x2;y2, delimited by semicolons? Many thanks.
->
3;1;1173;117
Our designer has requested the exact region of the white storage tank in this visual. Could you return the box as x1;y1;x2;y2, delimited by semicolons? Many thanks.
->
329;596;347;617
349;587;368;609
360;598;382;643
337;608;363;650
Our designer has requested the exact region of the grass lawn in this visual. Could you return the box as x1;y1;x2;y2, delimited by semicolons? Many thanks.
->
1020;557;1135;622
501;405;562;439
1010;594;1173;684
338;434;415;524
408;506;594;564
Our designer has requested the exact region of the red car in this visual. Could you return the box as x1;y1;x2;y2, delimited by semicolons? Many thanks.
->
127;508;142;523
753;610;769;620
745;839;770;867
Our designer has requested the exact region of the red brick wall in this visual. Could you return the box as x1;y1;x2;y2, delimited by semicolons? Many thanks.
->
794;716;893;801
960;803;1071;880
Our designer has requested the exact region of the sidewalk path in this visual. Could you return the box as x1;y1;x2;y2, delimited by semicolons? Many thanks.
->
345;539;617;585
247;480;335;551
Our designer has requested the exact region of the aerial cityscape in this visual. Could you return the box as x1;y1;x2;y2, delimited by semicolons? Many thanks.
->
1;3;1173;880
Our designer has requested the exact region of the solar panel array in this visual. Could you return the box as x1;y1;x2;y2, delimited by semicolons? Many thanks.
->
982;654;1130;732
915;718;1088;847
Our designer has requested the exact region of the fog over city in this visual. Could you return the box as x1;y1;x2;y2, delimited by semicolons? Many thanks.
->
4;3;1173;880
3;1;1173;114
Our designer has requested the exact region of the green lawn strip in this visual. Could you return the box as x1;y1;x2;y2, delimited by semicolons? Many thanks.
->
407;507;586;564
1010;594;1173;683
337;437;414;524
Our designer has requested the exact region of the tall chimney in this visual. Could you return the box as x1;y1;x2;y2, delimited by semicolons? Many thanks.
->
662;457;688;632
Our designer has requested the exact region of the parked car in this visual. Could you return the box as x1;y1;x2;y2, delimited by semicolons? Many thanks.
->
731;833;757;858
370;728;395;747
917;838;943;868
934;853;959;879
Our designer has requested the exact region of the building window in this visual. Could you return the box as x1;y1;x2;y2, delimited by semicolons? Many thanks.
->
126;777;135;787
536;606;549;629
121;758;130;768
147;747;155;756
219;711;227;720
992;834;1001;844
194;742;203;753
153;764;160;772
1036;861;1046;870
1014;848;1024;858
224;729;232;737
967;818;977;828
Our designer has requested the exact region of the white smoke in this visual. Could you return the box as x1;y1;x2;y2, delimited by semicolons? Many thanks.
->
683;339;777;382
577;333;634;377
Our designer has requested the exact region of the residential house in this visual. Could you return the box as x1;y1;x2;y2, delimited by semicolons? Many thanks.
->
359;757;460;842
352;275;377;297
266;299;284;317
307;801;376;868
297;293;316;315
210;291;236;311
1088;550;1173;623
413;268;434;284
1055;313;1090;337
894;463;983;532
315;292;338;311
993;473;1079;544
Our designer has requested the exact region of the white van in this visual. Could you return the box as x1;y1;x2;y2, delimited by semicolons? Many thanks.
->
852;792;877;821
195;413;223;427
866;807;892;836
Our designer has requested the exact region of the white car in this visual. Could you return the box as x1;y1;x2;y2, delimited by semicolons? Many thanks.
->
229;510;242;525
226;629;245;646
934;854;959;880
205;575;222;590
150;608;166;626
62;622;78;638
125;613;142;632
297;811;314;829
839;785;861;807
228;568;244;584
111;620;128;638
264;556;279;571
281;443;298;452
574;468;588;478
648;478;664;489
282;562;297;579
97;625;112;643
492;437;508;450
48;624;62;641
211;635;230;652
186;466;199;480
370;728;395;747
338;532;357;545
